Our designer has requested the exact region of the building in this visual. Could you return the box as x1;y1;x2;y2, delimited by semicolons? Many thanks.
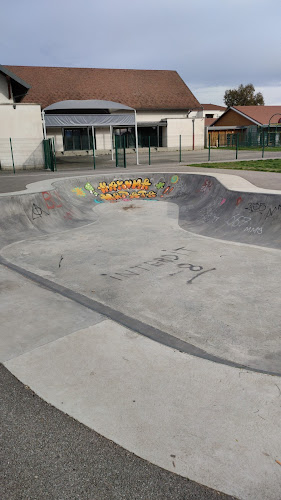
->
5;65;205;156
0;65;44;169
208;106;281;147
189;104;226;146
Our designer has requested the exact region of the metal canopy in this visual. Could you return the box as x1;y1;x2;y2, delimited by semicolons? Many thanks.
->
45;114;135;128
44;99;134;112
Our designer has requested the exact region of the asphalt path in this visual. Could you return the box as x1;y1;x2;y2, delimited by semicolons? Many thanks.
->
1;365;236;500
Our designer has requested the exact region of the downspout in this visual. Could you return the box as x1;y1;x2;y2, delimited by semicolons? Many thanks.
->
192;119;195;150
42;110;47;139
187;106;204;151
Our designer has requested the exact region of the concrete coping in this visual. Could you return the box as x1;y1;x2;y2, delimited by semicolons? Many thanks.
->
0;171;280;198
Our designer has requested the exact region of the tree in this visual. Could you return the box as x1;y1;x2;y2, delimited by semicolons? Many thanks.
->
223;84;264;107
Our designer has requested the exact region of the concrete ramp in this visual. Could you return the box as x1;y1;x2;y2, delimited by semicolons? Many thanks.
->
1;172;281;500
1;172;281;374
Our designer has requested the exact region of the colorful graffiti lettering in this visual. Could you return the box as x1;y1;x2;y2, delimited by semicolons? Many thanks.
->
220;198;226;206
98;178;152;194
72;188;86;197
71;176;178;204
84;182;98;196
100;190;157;201
171;175;179;184
236;197;242;206
42;191;62;210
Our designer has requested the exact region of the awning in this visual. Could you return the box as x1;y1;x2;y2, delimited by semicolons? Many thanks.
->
45;114;135;128
44;99;134;112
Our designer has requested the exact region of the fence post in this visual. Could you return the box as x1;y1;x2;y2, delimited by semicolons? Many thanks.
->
92;137;96;170
52;138;57;171
123;135;126;168
208;133;211;161
236;133;239;160
115;136;118;167
218;132;220;148
179;135;182;162
9;138;15;174
148;136;151;165
262;128;265;158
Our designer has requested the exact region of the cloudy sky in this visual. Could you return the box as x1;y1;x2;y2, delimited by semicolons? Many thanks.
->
2;0;280;105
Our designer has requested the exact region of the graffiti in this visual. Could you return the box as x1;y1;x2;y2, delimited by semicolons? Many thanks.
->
42;191;62;210
220;198;226;206
100;190;157;201
72;187;86;197
199;205;220;224
227;215;251;228
245;202;281;220
59;255;63;268
161;186;174;197
64;211;73;220
101;246;215;285
84;182;98;196
71;177;178;203
98;178;152;193
244;226;263;235
155;181;165;189
236;197;242;206
198;178;213;194
186;268;216;284
32;203;49;220
245;202;266;214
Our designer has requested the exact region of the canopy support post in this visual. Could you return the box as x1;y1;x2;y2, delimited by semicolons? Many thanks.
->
134;110;139;165
110;126;114;161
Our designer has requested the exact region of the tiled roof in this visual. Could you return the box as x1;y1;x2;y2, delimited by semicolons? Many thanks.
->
205;117;217;127
201;103;226;111
233;106;281;125
4;66;200;111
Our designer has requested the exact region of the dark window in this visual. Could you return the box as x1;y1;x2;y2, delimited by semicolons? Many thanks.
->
206;114;214;118
63;128;95;151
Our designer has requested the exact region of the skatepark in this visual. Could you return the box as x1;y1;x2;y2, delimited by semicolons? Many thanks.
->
1;170;281;499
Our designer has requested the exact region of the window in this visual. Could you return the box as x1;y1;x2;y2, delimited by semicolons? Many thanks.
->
206;114;214;118
63;128;95;151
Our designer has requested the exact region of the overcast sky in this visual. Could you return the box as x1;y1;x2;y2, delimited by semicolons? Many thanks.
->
1;0;280;105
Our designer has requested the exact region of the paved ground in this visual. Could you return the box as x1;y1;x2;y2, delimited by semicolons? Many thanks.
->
1;170;281;499
2;365;236;500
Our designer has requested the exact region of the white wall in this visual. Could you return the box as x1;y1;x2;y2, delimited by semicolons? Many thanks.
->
47;128;64;152
166;118;204;149
95;127;111;150
0;103;44;169
189;109;225;119
136;110;188;122
0;73;12;103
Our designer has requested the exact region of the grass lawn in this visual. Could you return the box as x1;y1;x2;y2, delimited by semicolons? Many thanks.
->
188;159;281;173
217;147;281;152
